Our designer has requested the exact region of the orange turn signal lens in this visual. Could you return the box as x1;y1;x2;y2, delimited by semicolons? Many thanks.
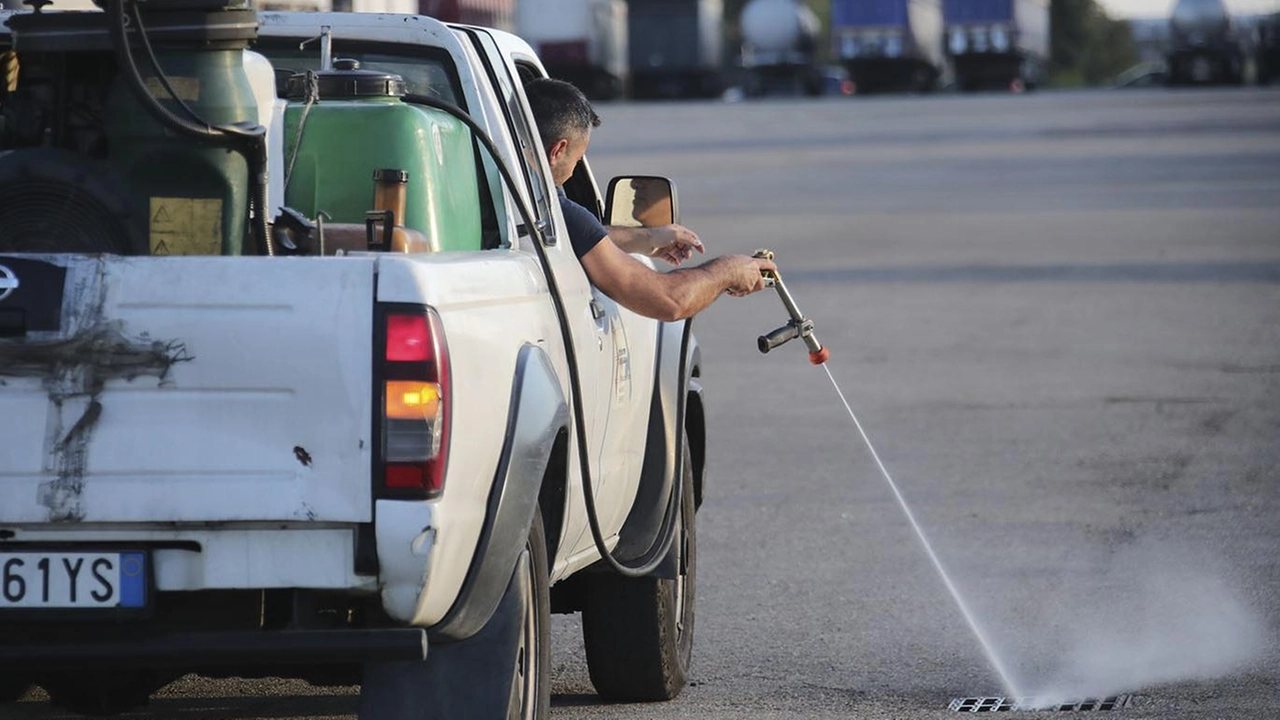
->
385;381;441;420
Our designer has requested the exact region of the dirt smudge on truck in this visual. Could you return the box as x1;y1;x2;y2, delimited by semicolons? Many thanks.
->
0;258;191;522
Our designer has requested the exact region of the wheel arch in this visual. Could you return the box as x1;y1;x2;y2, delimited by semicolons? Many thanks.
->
537;427;570;568
686;371;706;510
428;344;568;642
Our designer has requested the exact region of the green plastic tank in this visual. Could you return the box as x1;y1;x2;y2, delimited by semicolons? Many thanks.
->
283;60;482;253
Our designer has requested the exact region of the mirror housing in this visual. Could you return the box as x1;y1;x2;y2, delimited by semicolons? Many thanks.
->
605;176;679;228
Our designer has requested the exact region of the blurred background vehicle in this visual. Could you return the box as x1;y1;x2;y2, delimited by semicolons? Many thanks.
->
254;0;516;21
831;0;948;93
516;0;627;99
628;0;724;99
10;0;1279;99
1253;12;1280;84
1110;59;1169;87
1165;0;1244;84
738;0;824;96
945;0;1049;91
415;0;514;28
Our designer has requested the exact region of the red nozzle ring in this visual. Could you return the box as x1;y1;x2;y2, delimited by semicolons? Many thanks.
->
808;347;830;365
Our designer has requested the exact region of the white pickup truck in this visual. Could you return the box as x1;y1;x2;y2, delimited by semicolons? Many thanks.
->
0;9;704;718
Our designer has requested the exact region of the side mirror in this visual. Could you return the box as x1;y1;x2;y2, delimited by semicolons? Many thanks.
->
604;176;679;228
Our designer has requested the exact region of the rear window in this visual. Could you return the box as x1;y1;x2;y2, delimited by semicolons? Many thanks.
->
256;42;464;105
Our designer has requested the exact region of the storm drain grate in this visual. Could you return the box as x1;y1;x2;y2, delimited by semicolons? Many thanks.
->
949;696;1131;712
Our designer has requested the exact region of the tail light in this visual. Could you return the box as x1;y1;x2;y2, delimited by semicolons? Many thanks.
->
376;305;450;500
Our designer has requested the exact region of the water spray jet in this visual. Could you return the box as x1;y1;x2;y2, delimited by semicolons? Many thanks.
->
753;250;1020;698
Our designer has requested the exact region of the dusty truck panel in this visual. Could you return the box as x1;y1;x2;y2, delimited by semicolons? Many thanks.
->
944;0;1049;91
0;255;376;525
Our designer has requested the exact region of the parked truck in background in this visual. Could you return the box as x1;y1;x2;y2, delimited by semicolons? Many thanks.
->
628;0;723;99
1166;0;1244;85
739;0;824;96
517;0;627;99
271;0;514;29
417;0;515;31
832;0;947;93
944;0;1048;91
1255;12;1280;85
0;6;703;718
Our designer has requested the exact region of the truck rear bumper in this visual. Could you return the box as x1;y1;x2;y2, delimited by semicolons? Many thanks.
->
0;629;427;671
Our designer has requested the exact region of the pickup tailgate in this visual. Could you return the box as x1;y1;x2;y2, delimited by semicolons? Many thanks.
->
0;255;376;525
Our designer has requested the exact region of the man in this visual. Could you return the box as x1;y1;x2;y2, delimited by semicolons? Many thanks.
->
524;78;775;322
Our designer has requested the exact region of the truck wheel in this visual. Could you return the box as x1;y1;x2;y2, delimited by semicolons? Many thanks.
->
42;673;161;716
509;509;551;719
581;441;696;701
0;678;31;704
359;510;550;720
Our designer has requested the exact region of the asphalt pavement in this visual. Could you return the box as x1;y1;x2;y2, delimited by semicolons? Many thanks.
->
9;86;1280;719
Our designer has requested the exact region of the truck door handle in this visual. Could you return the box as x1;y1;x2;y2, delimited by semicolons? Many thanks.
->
590;298;606;320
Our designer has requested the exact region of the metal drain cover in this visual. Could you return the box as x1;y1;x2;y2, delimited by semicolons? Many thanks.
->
949;696;1131;712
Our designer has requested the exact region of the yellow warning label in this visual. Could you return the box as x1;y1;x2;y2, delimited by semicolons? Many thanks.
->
2;51;18;94
145;76;200;102
149;198;223;256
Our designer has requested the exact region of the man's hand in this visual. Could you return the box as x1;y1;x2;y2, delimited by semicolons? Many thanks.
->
646;224;704;266
720;255;776;297
607;223;704;265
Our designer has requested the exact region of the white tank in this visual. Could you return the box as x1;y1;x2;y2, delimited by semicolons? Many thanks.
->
741;0;819;54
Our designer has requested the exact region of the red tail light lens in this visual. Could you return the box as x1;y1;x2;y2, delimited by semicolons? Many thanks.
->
386;314;432;362
377;307;450;500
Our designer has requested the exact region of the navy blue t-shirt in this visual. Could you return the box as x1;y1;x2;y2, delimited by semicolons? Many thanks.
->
557;187;608;259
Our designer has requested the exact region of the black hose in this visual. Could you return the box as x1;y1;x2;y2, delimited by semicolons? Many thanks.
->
403;93;687;578
248;143;272;256
128;1;209;129
107;0;272;255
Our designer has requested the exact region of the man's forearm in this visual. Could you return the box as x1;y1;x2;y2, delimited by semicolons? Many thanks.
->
606;226;654;255
657;257;747;321
582;238;769;323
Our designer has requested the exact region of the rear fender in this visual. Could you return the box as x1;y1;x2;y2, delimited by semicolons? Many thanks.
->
426;344;566;641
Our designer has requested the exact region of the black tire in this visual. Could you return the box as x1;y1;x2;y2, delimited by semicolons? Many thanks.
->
0;678;31;704
42;673;161;716
508;509;551;720
581;440;696;701
359;511;550;720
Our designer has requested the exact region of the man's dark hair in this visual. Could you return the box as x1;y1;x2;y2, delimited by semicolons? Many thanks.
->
524;78;601;152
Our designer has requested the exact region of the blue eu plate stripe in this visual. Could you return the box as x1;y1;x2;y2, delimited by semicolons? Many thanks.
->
118;552;146;608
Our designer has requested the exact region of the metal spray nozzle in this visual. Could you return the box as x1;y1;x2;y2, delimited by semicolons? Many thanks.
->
753;249;829;365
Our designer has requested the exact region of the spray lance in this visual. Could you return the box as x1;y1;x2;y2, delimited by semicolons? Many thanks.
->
753;249;830;365
749;251;1024;698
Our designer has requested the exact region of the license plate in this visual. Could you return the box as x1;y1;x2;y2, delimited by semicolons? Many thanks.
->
0;551;147;610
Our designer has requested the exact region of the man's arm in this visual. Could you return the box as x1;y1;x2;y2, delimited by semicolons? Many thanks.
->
607;224;703;266
580;237;775;322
